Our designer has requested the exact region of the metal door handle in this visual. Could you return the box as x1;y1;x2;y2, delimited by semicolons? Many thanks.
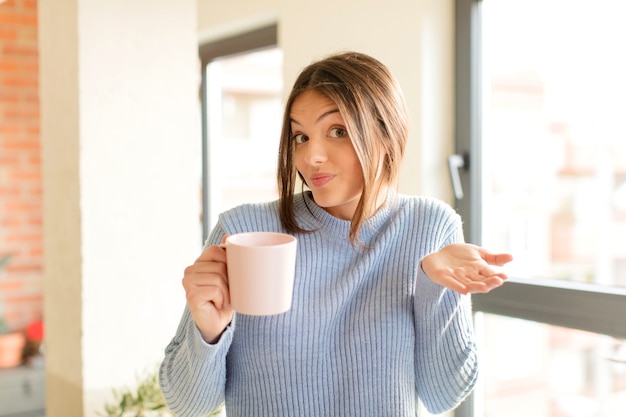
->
448;153;468;200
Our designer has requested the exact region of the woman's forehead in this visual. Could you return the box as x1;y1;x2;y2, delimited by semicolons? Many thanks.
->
289;90;342;123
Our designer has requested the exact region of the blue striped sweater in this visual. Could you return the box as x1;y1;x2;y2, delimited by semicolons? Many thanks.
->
160;192;477;416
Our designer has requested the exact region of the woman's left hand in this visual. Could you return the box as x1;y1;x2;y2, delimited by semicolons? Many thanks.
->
421;243;513;294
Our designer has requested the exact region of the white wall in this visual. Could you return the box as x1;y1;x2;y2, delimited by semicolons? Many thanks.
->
39;1;201;415
197;0;455;202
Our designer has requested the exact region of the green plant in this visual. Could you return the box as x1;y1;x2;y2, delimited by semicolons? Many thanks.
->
99;368;223;417
100;370;169;417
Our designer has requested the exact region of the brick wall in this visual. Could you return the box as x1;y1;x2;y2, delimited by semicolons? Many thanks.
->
0;0;42;332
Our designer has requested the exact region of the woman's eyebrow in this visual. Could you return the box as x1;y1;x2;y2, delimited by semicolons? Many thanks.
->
290;108;340;126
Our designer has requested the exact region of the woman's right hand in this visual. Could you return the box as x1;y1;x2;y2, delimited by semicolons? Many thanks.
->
182;235;233;344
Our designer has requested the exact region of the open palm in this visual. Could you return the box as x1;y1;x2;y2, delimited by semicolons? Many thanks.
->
421;243;513;294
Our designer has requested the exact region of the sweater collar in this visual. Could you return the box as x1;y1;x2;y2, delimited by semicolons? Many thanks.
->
294;191;396;242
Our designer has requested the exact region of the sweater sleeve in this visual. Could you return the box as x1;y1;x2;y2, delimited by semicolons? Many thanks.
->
413;268;477;414
158;222;234;417
159;307;234;417
412;204;478;414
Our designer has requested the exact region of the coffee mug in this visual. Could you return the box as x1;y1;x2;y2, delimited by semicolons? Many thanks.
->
222;232;297;315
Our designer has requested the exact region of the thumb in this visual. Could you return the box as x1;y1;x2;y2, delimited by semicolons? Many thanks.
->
481;250;514;266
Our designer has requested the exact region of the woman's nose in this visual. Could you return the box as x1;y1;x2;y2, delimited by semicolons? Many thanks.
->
303;137;328;165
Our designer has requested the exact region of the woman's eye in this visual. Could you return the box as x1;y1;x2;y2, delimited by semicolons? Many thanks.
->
292;133;308;144
329;127;347;138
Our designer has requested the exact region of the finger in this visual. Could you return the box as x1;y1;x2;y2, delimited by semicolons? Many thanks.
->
494;253;513;265
186;276;231;309
477;276;505;292
464;274;505;293
473;265;510;283
462;267;507;293
438;274;469;295
186;285;219;306
480;251;514;266
464;281;492;294
195;243;227;263
206;284;231;310
452;266;490;286
183;259;227;281
182;268;229;304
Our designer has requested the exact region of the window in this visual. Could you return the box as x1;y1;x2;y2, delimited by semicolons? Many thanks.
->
199;25;282;240
454;1;626;416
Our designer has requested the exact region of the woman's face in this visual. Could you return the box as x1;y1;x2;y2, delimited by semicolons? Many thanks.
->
290;90;364;220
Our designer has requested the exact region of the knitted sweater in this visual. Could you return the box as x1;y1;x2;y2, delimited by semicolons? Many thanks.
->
159;192;478;417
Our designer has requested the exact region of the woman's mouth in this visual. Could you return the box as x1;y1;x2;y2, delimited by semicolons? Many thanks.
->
310;173;335;188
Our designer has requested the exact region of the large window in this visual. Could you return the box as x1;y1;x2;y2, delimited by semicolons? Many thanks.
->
199;26;282;240
455;1;626;416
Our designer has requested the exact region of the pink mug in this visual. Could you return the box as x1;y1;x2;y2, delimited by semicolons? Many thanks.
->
222;232;297;315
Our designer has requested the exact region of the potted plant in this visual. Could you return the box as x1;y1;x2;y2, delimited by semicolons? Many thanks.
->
0;253;26;368
99;367;224;417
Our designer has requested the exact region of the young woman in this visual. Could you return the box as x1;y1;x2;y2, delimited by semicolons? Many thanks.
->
159;51;513;417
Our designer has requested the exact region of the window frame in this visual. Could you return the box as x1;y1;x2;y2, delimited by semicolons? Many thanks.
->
199;24;278;242
454;0;626;415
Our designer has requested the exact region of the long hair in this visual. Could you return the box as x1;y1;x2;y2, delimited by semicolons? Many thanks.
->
277;51;409;244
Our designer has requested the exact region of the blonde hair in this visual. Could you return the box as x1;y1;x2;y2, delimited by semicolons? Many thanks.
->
277;52;409;244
